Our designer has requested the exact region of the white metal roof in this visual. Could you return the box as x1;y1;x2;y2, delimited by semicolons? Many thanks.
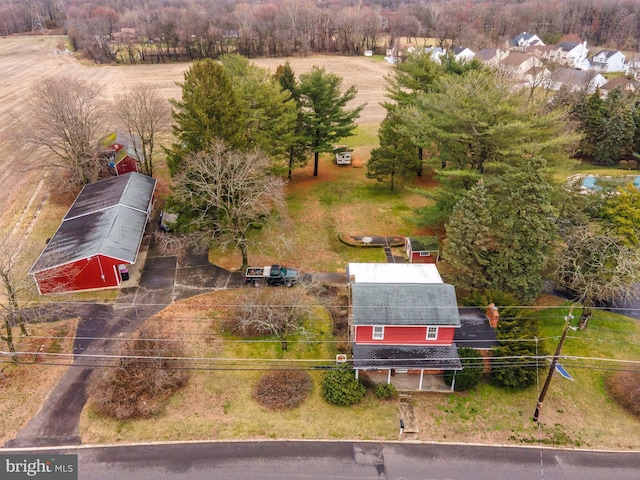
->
346;263;443;284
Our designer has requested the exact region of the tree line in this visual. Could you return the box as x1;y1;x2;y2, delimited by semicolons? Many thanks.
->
4;0;640;63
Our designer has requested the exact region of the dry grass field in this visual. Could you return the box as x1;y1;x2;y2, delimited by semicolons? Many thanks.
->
0;35;392;236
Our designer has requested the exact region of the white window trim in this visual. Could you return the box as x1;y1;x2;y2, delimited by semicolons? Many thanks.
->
419;251;431;256
426;326;438;340
372;325;384;340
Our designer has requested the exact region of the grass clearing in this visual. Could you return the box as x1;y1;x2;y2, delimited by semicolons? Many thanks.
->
80;289;399;444
414;306;640;449
237;154;430;272
79;296;640;449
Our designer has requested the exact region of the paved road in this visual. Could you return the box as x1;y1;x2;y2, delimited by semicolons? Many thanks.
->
4;441;639;480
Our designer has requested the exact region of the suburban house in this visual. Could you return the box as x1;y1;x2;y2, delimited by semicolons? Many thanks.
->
347;263;462;391
552;41;590;69
543;68;608;93
452;46;475;62
600;77;639;97
29;172;156;294
406;45;445;63
498;52;543;78
404;236;440;264
475;48;509;68
590;49;626;72
508;32;545;49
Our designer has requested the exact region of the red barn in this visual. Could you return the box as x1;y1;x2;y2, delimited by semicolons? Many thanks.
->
404;236;440;263
348;263;461;391
29;172;156;295
100;131;142;175
113;147;140;175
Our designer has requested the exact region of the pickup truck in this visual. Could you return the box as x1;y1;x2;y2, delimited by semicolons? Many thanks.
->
244;264;299;287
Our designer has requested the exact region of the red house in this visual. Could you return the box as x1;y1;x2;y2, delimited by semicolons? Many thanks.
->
404;236;440;263
29;172;156;294
348;263;461;391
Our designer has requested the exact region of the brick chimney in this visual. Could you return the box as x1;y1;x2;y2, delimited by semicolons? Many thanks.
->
486;303;499;328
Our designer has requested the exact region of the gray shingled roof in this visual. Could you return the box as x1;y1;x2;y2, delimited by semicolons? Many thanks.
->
455;308;499;349
558;41;579;51
65;172;155;220
30;172;156;274
353;344;462;370
351;283;461;327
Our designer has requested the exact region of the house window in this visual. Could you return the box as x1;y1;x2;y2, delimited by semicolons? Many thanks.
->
419;251;431;257
426;326;438;340
372;326;384;340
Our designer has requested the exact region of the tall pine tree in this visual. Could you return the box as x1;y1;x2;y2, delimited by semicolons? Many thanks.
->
366;114;420;190
167;59;244;174
298;67;364;177
443;179;492;291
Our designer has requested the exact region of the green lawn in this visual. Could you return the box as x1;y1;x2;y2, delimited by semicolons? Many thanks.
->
411;305;640;449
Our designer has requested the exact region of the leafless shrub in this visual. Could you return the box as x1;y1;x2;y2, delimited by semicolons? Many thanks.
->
228;286;320;350
605;370;640;418
87;331;188;420
253;369;313;410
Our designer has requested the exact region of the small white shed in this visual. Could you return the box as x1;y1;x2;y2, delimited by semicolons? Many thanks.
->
334;146;353;165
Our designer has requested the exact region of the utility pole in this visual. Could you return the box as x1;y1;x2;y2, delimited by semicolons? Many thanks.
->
533;305;575;422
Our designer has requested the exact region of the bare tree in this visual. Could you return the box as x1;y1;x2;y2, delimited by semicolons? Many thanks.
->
115;83;170;177
0;234;37;361
171;139;285;267
233;286;316;350
26;76;109;193
554;226;640;329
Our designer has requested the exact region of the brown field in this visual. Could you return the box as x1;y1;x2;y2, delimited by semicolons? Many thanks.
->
0;35;392;239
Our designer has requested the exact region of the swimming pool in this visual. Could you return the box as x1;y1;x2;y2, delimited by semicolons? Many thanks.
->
581;175;640;191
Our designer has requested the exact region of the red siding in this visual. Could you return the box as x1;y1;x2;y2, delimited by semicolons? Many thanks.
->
410;251;437;264
35;255;122;294
116;156;139;175
355;325;456;345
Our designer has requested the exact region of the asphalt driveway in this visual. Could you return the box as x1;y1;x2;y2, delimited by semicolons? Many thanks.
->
5;232;241;448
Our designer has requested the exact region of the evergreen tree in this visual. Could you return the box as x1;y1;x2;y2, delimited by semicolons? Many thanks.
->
572;90;605;158
593;88;636;166
298;67;365;177
485;160;558;303
274;62;312;179
383;53;443;176
167;59;244;174
404;70;575;174
219;54;297;162
491;312;541;390
573;87;637;166
366;114;419;190
443;179;492;291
